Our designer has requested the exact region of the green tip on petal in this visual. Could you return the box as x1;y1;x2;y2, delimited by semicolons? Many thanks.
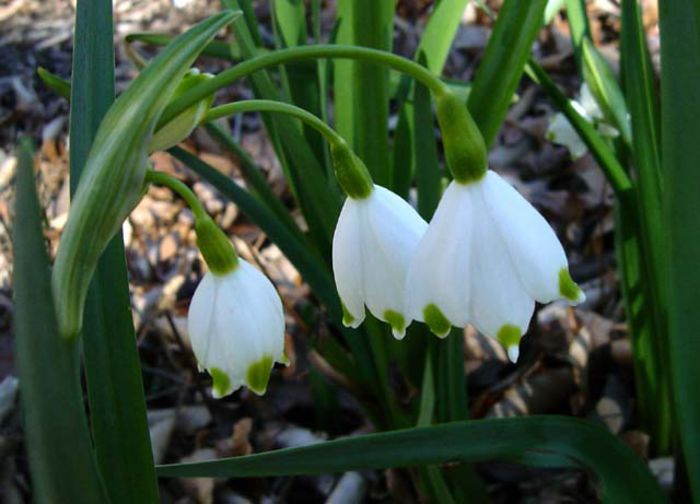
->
559;268;585;303
383;309;406;339
245;355;273;395
209;367;231;398
423;304;452;338
497;324;521;349
341;301;357;327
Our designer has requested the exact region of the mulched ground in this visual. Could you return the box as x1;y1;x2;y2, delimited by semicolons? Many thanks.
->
0;0;667;502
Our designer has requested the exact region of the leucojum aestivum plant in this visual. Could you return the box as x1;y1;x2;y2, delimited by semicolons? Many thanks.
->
11;0;700;502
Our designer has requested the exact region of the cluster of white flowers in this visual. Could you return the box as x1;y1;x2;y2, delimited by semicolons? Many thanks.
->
187;167;584;398
333;170;585;352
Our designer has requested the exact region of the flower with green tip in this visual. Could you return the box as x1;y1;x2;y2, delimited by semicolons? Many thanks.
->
406;170;585;346
546;83;618;160
332;185;428;339
187;260;287;397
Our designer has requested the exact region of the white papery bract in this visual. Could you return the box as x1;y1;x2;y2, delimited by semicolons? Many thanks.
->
187;260;286;397
407;170;585;347
332;185;428;339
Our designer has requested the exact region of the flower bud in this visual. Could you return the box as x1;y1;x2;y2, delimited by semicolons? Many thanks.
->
149;69;215;152
435;91;488;184
330;140;374;199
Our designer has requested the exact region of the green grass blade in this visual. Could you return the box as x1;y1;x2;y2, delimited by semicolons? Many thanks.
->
413;61;442;219
69;1;159;501
125;32;235;60
527;61;632;194
226;7;341;256
581;38;632;145
203;122;306;243
467;0;548;146
14;138;109;503
334;0;394;186
272;0;307;46
619;0;670;453
157;416;664;503
270;0;327;166
415;0;471;74
37;67;71;100
621;0;662;199
564;0;591;67
659;1;700;498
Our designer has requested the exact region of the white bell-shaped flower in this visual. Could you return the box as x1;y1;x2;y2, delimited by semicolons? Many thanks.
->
187;260;286;397
332;185;428;339
546;83;618;160
407;170;585;346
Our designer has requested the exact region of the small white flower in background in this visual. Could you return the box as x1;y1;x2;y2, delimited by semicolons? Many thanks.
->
407;170;585;353
546;83;618;159
187;260;287;397
332;185;428;339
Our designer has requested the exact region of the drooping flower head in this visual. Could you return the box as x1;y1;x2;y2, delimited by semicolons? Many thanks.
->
407;91;584;352
330;140;428;339
187;216;286;397
407;171;585;343
332;184;427;339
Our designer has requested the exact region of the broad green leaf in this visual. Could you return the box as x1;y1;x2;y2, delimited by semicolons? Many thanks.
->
69;1;158;501
157;416;664;503
14;138;109;503
659;1;700;498
468;0;549;146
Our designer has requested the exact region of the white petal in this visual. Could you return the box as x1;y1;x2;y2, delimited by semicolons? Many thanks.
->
579;83;604;120
467;183;534;339
362;186;427;337
332;198;366;328
481;171;579;304
407;181;474;335
187;261;285;397
546;112;588;159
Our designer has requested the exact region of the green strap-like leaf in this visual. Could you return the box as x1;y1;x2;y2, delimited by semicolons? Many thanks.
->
659;1;700;498
581;38;632;145
468;0;548;146
157;416;664;503
334;0;394;186
14;138;110;503
619;0;671;453
415;0;471;74
527;61;632;195
69;2;159;502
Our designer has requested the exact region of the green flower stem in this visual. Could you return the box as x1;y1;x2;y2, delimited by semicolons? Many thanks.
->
145;170;207;220
206;100;373;199
145;170;238;274
159;45;449;127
